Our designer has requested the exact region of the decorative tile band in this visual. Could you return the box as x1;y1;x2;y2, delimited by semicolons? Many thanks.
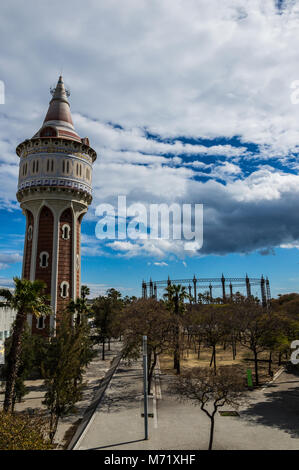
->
18;178;92;195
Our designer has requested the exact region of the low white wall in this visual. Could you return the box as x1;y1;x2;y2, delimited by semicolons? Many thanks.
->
0;306;17;341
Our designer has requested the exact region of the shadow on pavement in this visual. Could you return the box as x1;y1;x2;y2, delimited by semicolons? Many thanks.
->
241;383;299;438
89;439;145;450
101;377;142;413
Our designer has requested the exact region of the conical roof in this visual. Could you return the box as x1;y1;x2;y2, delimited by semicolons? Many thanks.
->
44;75;74;125
33;75;82;142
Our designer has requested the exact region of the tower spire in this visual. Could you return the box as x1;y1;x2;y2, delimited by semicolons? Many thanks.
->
32;75;82;143
44;75;73;127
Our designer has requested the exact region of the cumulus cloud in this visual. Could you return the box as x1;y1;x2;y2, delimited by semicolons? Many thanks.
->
0;253;23;271
1;0;299;260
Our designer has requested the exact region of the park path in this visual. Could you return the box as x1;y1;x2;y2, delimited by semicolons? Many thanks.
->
74;357;299;450
0;340;123;448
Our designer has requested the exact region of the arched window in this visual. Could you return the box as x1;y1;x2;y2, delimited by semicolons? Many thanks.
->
62;160;65;173
86;168;90;180
66;161;70;174
76;163;79;176
39;251;49;268
51;160;54;172
61;224;70;240
60;281;69;298
32;160;35;173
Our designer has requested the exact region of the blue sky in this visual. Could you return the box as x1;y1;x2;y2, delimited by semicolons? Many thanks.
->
1;0;299;298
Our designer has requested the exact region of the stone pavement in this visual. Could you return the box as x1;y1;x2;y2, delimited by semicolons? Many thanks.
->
74;357;299;450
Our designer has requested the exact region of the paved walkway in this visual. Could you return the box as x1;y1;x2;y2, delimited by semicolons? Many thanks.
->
75;357;299;450
0;340;122;448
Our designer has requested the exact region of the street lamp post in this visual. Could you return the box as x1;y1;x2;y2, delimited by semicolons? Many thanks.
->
143;335;149;440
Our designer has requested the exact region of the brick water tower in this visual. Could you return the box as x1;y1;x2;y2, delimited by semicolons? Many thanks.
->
16;76;97;335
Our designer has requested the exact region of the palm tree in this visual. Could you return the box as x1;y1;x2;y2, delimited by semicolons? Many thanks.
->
80;285;90;301
67;293;90;327
0;277;51;412
164;284;188;374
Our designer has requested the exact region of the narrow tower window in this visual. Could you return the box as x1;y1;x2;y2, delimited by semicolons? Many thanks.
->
39;251;49;268
27;225;33;241
60;281;69;298
61;224;70;240
37;316;45;329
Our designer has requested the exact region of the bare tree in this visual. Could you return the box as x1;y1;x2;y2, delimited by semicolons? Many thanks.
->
191;304;227;374
172;366;244;450
235;302;274;385
123;298;172;393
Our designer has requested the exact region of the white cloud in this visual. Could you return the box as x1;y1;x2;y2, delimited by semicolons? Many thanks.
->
2;0;299;153
82;282;129;298
1;0;299;260
0;253;22;264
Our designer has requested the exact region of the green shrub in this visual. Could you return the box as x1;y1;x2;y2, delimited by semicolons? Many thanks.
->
0;411;54;450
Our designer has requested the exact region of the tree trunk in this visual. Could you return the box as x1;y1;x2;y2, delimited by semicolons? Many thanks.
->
232;335;236;360
148;353;157;395
268;351;272;377
102;339;105;360
3;310;26;412
208;416;215;450
209;350;214;367
12;393;16;413
49;413;59;443
253;350;259;386
174;302;180;375
213;345;216;374
173;324;180;374
174;342;180;374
